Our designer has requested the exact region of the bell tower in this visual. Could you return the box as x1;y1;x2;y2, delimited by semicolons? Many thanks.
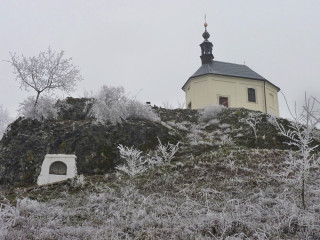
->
200;20;214;64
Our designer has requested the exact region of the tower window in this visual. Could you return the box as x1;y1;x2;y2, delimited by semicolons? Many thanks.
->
248;88;256;102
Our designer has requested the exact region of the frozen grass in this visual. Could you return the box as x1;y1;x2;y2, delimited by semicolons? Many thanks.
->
2;106;320;239
1;149;320;239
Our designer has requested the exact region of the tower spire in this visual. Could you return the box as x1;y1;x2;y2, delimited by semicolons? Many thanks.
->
200;17;214;64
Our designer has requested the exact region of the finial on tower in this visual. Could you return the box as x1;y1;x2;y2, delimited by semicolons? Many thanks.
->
202;14;210;40
204;14;208;29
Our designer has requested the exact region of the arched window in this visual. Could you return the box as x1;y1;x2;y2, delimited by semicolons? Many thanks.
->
49;161;67;175
248;88;256;102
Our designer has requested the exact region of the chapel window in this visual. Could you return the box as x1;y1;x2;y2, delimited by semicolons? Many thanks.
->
219;97;229;107
248;88;256;102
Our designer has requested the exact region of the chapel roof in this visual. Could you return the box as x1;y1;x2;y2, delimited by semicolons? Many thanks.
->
182;60;280;91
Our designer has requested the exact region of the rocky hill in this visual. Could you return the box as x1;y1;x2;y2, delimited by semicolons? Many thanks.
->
0;98;294;187
0;98;320;239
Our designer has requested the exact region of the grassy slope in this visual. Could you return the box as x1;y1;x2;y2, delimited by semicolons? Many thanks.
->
1;107;320;239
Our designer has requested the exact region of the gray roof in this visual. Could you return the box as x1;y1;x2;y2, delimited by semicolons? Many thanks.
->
182;60;280;91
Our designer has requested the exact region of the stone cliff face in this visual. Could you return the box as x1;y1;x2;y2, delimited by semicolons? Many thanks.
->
1;98;313;188
0;98;180;187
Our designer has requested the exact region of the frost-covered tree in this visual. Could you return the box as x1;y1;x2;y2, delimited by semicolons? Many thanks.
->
0;105;12;139
274;94;320;209
8;47;83;107
18;95;58;120
89;85;159;124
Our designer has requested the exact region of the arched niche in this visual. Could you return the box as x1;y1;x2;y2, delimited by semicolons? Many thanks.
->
49;161;67;175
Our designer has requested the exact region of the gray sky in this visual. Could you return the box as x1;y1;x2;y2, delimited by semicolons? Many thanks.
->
0;0;319;119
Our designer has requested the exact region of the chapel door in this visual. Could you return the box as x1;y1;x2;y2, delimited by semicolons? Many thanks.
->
219;97;228;107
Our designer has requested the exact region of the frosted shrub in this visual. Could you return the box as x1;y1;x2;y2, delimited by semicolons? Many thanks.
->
71;174;86;187
116;145;147;178
187;124;207;145
199;104;224;122
126;99;159;121
17;198;42;213
219;135;233;145
89;86;128;124
239;112;262;139
152;138;180;165
89;85;159;124
0;202;18;238
19;95;58;120
116;139;180;177
0;105;11;139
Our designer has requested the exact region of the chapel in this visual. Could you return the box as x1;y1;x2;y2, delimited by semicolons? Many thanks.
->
182;22;280;116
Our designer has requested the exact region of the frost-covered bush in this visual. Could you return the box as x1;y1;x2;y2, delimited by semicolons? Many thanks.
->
116;139;180;177
116;145;147;178
199;104;224;122
126;99;159;121
89;85;159;124
151;138;180;166
89;86;128;124
71;175;86;187
239;112;262;139
0;105;12;139
0;202;18;238
187;124;208;145
19;95;58;120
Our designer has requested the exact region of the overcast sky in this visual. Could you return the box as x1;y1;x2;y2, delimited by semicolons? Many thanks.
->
0;0;319;119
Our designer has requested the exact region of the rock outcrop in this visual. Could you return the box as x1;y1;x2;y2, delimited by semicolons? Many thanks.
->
0;98;180;187
1;97;316;188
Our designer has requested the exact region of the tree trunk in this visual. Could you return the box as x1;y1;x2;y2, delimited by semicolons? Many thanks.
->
34;92;41;107
302;175;306;210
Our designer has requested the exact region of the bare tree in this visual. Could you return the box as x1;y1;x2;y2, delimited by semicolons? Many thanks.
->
274;93;320;209
8;47;83;107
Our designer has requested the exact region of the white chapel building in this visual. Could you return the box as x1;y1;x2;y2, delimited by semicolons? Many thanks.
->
182;22;280;116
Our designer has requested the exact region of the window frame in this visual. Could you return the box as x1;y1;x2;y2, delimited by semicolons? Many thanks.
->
49;161;67;175
219;96;229;107
248;88;256;103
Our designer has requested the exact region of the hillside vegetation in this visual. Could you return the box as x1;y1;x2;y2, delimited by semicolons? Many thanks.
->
1;100;320;239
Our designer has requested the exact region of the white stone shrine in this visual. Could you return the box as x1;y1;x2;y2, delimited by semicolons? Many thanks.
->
37;154;77;186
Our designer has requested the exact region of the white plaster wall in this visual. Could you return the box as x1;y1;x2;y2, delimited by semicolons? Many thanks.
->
184;74;280;116
265;82;280;116
37;154;77;186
